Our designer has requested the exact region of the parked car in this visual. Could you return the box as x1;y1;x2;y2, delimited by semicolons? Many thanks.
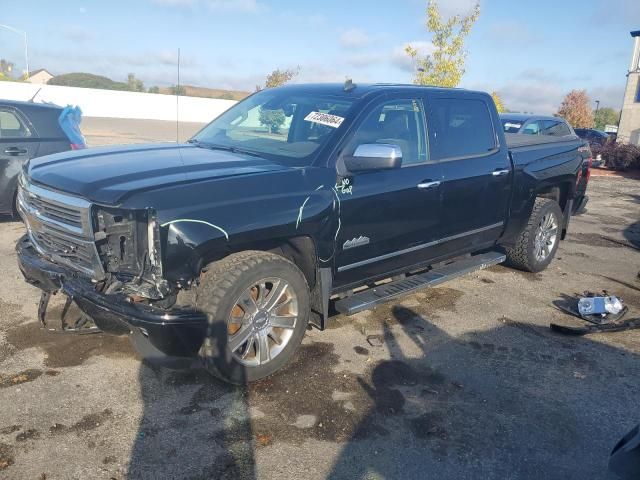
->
501;113;590;214
0;100;85;215
16;83;590;384
500;113;574;137
574;128;611;147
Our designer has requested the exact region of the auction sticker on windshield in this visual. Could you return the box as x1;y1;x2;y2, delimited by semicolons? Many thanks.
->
304;111;345;128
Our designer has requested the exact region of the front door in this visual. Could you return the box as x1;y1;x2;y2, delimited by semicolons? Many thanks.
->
334;97;443;288
0;107;39;214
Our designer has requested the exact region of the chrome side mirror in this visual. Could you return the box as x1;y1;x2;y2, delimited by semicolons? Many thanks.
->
344;144;403;172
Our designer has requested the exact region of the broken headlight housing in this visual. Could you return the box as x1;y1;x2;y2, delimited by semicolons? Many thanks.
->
93;207;168;299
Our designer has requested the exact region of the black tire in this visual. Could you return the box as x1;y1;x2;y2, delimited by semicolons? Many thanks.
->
196;250;309;384
505;198;563;273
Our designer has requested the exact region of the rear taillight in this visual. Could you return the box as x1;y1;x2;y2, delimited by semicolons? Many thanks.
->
585;156;592;183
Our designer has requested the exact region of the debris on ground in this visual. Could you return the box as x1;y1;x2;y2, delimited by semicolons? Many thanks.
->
552;291;640;336
577;293;624;322
366;335;384;347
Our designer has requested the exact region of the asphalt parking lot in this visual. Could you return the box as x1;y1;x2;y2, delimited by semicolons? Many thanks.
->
0;125;639;479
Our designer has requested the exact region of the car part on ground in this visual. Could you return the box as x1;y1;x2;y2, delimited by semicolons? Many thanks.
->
551;292;639;336
577;294;623;319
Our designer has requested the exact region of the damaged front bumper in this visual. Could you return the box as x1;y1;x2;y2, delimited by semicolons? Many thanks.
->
16;235;208;363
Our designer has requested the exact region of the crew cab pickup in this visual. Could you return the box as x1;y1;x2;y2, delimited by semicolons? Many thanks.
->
16;83;591;383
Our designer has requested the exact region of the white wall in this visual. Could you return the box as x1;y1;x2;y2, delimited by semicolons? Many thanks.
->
0;81;237;123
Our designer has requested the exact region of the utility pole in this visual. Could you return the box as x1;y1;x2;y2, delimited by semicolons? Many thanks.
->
595;100;600;115
0;24;29;77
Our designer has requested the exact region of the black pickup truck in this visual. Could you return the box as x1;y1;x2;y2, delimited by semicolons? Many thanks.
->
16;83;591;383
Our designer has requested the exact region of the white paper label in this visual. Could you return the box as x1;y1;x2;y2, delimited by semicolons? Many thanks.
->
304;111;345;128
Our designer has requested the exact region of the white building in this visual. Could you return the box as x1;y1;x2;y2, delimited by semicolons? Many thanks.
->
618;30;640;145
27;69;53;85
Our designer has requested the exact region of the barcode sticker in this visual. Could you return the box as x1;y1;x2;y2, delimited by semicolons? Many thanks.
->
304;111;345;128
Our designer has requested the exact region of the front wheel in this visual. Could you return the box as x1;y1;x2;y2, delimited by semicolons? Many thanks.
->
196;251;309;384
505;198;563;273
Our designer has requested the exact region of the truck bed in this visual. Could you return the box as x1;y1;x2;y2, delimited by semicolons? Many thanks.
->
505;132;581;149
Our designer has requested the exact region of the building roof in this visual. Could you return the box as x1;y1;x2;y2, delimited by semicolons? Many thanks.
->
28;68;53;77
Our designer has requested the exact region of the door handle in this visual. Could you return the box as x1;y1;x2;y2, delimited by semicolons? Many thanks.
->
492;169;510;176
4;147;28;155
417;180;441;189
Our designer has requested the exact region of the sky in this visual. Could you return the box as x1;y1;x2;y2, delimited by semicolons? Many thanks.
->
1;0;639;114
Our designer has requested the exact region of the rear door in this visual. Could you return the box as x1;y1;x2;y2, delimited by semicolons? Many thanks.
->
0;106;39;213
423;93;511;255
334;95;443;287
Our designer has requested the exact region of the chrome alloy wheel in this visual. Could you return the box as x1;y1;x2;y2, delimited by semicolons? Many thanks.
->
227;277;298;366
533;212;558;262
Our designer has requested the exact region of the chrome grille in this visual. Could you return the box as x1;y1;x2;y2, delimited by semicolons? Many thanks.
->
26;196;83;229
17;179;104;279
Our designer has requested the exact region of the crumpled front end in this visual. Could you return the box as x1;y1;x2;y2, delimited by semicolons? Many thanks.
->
15;175;208;361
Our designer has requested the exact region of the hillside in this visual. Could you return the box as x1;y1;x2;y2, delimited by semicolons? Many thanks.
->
48;72;129;91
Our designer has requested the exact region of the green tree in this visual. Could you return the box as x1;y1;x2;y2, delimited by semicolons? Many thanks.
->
259;108;286;134
557;90;594;128
491;91;505;113
127;73;145;92
594;107;619;130
169;85;186;95
148;86;160;93
0;59;15;76
406;0;480;87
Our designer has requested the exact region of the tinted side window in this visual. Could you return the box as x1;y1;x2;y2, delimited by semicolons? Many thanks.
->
0;109;31;139
429;98;496;160
540;120;571;136
522;121;542;135
346;99;428;166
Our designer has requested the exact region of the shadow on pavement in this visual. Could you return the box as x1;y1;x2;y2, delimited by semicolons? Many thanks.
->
126;304;639;479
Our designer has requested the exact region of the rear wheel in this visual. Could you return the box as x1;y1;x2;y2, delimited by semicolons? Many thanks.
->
505;198;563;273
196;251;309;384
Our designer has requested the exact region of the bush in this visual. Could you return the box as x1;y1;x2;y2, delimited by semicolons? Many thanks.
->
592;142;640;170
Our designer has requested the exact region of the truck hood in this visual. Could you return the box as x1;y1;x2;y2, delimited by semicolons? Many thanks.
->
26;143;289;205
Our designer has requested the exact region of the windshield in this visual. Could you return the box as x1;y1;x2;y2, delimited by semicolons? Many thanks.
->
501;119;523;133
192;89;354;165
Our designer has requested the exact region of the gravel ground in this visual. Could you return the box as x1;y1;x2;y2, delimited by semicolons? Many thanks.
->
0;170;639;479
82;117;206;146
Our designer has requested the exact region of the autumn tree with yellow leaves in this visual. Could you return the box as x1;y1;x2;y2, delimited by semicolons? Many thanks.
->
491;92;505;113
406;1;480;88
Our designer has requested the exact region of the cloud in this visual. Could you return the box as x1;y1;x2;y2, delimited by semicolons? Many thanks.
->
588;85;625;110
151;0;266;13
152;0;193;5
590;0;640;26
487;20;540;45
435;0;479;19
206;0;266;13
472;79;625;115
62;26;95;42
391;41;435;72
346;53;386;68
279;11;327;27
340;28;372;49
